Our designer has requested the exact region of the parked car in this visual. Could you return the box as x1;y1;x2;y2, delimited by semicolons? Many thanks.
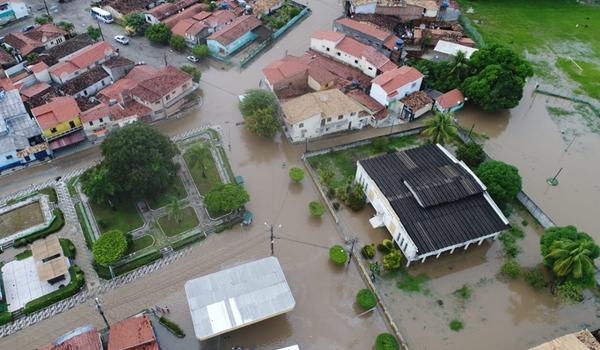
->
187;55;199;63
114;35;129;45
22;25;36;32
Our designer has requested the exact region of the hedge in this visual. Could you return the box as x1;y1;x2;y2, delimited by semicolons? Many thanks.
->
94;250;163;280
13;209;65;248
171;233;205;251
0;311;12;326
75;202;95;249
59;238;76;259
356;288;377;310
376;333;399;350
23;266;85;315
38;187;58;204
159;316;185;338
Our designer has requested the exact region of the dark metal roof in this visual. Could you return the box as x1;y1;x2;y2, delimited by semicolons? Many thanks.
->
360;144;508;255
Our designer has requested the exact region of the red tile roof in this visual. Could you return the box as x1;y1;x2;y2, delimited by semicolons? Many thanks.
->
49;130;86;150
435;88;464;109
0;48;15;65
314;31;395;70
163;3;207;28
80;102;111;122
207;15;261;46
0;77;16;91
98;78;138;103
192;11;212;21
38;328;102;350
125;65;159;82
346;89;385;113
172;18;197;37
335;17;390;42
200;10;235;28
312;31;345;43
148;0;199;21
49;41;115;77
110;100;152;120
20;82;51;99
30;61;49;73
32;96;81;129
108;314;158;350
131;66;192;103
262;55;308;86
3;24;67;56
372;66;423;95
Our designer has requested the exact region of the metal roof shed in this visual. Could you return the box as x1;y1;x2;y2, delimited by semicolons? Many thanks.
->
185;256;296;341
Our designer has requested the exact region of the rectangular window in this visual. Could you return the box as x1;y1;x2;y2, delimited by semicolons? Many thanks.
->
411;82;417;88
338;115;343;120
99;118;104;123
326;47;330;51
50;127;57;133
368;67;373;70
337;52;341;56
327;117;331;122
166;95;170;101
350;112;356;116
89;121;93;126
69;121;76;128
6;155;13;160
354;59;358;64
299;123;304;128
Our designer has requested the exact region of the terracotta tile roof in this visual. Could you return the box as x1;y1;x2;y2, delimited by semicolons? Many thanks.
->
207;15;261;46
307;65;336;85
3;24;67;56
41;34;96;66
346;89;384;113
383;34;401;50
163;3;208;28
20;82;51;99
110;100;152;120
32;96;81;129
315;32;395;70
38;328;102;350
192;11;212;21
125;64;159;82
49;41;115;77
108;314;158;350
103;56;135;69
0;77;16;91
188;21;209;36
311;30;345;43
201;10;236;28
400;90;433;110
335;17;390;42
435;88;464;109
30;61;49;73
0;48;15;66
172;18;198;37
372;66;423;95
49;130;86;150
59;67;109;95
80;102;111;123
131;65;192;103
281;88;366;124
98;78;139;102
262;55;308;86
303;50;372;89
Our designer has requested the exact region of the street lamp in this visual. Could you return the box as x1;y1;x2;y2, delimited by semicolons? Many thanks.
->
264;222;282;256
95;298;110;329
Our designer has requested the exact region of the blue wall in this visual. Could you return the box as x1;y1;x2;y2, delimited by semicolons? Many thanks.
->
208;31;258;57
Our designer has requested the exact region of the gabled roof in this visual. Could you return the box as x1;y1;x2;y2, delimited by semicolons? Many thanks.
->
262;55;308;86
281;88;366;124
335;17;391;42
436;88;464;109
0;48;15;66
207;15;261;46
59;67;109;95
3;24;67;56
311;30;345;43
200;10;236;28
125;64;159;82
20;81;51;99
80;102;111;123
38;328;102;350
372;66;423;95
31;96;81;129
433;40;478;59
346;89;385;114
163;3;208;28
98;78;139;103
313;31;395;71
108;314;158;350
172;18;198;37
130;66;192;103
49;41;115;77
30;61;48;73
41;34;96;66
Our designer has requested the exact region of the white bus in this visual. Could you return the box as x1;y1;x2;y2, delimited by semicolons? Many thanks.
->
91;7;114;24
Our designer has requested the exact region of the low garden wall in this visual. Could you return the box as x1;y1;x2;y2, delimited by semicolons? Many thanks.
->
0;195;54;247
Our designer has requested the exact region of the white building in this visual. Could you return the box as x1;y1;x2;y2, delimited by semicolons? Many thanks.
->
0;0;29;25
369;66;423;112
310;31;396;78
433;40;479;61
355;144;509;264
281;89;370;142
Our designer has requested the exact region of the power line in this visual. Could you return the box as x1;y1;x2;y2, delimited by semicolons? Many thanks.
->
275;235;329;250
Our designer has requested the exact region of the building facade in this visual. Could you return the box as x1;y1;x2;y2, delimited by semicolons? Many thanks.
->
369;66;423;112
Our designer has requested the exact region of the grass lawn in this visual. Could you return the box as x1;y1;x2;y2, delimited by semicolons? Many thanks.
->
158;207;199;237
146;175;187;209
38;187;57;204
458;0;600;98
67;176;79;197
131;234;155;252
555;58;600;100
90;200;144;234
15;250;32;260
75;202;95;249
307;135;418;191
183;143;221;195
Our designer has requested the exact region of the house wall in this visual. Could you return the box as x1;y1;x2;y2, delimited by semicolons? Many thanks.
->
103;63;134;81
41;116;82;140
286;109;369;142
309;37;378;78
33;69;51;83
9;2;28;19
352;2;376;14
0;149;21;171
43;35;66;50
133;78;194;120
369;77;423;106
270;70;307;94
145;14;161;25
375;5;430;21
333;22;391;57
307;75;334;91
208;31;258;56
52;53;116;84
72;76;112;98
83;117;110;136
434;100;464;113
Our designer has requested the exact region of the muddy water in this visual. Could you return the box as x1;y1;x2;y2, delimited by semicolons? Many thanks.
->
456;82;600;236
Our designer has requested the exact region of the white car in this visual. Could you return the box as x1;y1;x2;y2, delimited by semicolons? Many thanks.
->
187;55;200;63
114;35;129;45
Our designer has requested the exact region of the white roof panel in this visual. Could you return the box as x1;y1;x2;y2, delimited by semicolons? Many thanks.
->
433;40;478;59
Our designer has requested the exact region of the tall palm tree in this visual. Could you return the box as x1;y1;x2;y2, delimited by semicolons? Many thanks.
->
545;239;595;280
166;196;183;224
188;144;210;178
448;50;470;81
421;112;458;145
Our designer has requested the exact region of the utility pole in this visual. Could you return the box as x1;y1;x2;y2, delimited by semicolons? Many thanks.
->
346;238;357;266
163;52;168;67
96;20;105;41
95;298;110;329
467;123;475;138
546;167;563;186
42;0;50;17
565;135;577;152
265;222;282;256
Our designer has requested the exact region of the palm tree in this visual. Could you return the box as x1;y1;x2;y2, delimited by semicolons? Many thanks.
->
448;50;470;81
545;239;595;280
188;144;210;178
421;112;458;145
166;196;183;224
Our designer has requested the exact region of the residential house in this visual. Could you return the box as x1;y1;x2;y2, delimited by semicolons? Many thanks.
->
202;10;236;33
369;66;423;112
262;55;310;95
20;81;51;103
207;15;262;56
163;3;208;28
49;41;117;84
38;325;102;350
171;18;209;48
310;31;396;78
281;88;370;142
432;40;478;61
355;143;509;264
0;0;29;25
397;90;432;121
0;47;15;69
31;96;85;150
101;57;135;81
3;24;68;57
144;0;198;24
40;33;96;67
57;67;112;98
333;17;401;57
108;314;159;350
0;78;50;171
253;0;285;17
529;330;600;350
346;0;439;20
433;88;465;113
345;88;387;123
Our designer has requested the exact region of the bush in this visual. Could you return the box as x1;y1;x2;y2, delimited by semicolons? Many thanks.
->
59;238;76;259
377;239;394;254
453;284;472;299
332;202;341;211
524;268;547;290
12;209;65;247
361;244;376;259
180;64;201;83
382;250;402;271
449;319;464;331
326;187;336;199
23;267;84;315
397;271;429;292
356;288;377;310
476;160;522;204
555;281;583;304
159;316;185;338
309;201;325;217
500;259;521;279
329;245;348;265
93;230;128;265
498;232;519;258
205;184;250;216
169;34;186;51
192;44;209;57
521;219;529;226
0;311;13;326
345;183;366;211
456;142;486;167
289;167;304;182
372;137;390;152
146;23;171;44
375;333;399;350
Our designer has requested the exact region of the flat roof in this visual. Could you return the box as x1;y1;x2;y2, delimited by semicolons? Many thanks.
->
433;40;478;59
185;257;295;340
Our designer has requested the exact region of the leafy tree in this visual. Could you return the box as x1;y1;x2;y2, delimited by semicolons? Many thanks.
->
475;160;522;203
356;289;377;309
87;25;101;41
123;12;147;35
421;112;457;145
100;123;179;200
25;52;39;62
361;244;376;259
205;184;249;214
166;196;183;223
544;238;598;287
375;333;399;350
180;64;201;83
462;64;526;111
382;250;402;271
146;23;171;45
469;44;533;81
93;230;128;265
555;281;583;303
239;89;278;117
288;167;304;182
448;50;470;82
245;107;280;138
500;259;521;279
308;201;325;217
187;143;211;177
35;15;53;25
80;164;115;204
169;34;186;51
345;182;366;211
329;245;348;265
56;21;74;34
192;44;209;58
456;141;486;168
540;226;599;260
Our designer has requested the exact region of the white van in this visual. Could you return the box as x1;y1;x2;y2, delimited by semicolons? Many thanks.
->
91;7;114;24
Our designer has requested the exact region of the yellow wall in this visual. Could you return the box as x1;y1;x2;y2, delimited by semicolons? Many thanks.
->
42;116;82;138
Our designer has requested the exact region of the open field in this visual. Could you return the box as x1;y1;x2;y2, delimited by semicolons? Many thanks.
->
90;200;144;235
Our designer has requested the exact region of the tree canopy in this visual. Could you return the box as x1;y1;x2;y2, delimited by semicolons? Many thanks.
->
80;164;115;204
180;65;201;83
309;201;325;217
93;230;128;265
35;15;53;25
146;23;171;45
99;123;178;200
469;44;533;81
456;141;486;168
86;26;101;41
56;21;74;34
123;12;147;35
289;167;304;182
475;160;522;203
421;112;457;145
169;35;186;51
192;44;209;58
462;64;526;111
204;184;249;215
239;89;278;117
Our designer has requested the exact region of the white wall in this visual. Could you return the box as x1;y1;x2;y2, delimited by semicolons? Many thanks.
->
309;37;378;78
286;110;369;142
73;76;112;98
353;2;376;14
369;76;423;107
10;2;29;19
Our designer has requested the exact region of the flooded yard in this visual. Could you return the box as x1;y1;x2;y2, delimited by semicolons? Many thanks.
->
0;202;45;238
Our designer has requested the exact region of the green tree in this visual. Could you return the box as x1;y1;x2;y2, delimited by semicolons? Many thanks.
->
462;64;526;111
540;226;600;260
375;333;399;350
356;289;377;309
329;245;348;265
544;238;598;287
35;15;53;25
56;21;75;34
187;143;211;178
421;112;457;145
288;167;304;182
345;182;366;211
25;52;39;62
245;107;280;138
204;184;249;214
308;201;325;217
382;250;402;271
469;44;533;81
169;34;186;51
146;23;172;45
100;123;179;200
123;12;147;35
475;160;522;203
80;164;115;204
180;64;201;83
93;230;128;265
456;141;486;167
192;44;209;58
239;89;278;117
166;196;183;224
87;25;101;41
448;50;470;82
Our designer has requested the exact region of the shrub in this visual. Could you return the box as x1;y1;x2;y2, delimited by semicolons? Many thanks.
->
0;312;12;326
475;160;522;204
500;259;521;279
372;137;390;152
456;141;486;167
289;167;305;182
507;225;525;239
521;219;529;226
180;65;201;83
329;245;348;265
397;271;429;292
309;201;325;217
356;288;377;310
192;44;209;57
159;316;185;337
59;238;76;259
375;333;399;350
453;284;472;299
555;281;583;304
524;268;547;290
383;250;403;271
205;184;250;215
345;182;366;211
146;23;171;44
361;244;376;259
23;267;84;314
169;34;186;51
93;230;128;265
326;187;336;199
449;319;464;331
498;232;519;258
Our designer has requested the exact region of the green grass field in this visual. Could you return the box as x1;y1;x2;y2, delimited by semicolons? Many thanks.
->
158;207;200;237
146;175;187;210
90;200;144;234
183;143;222;195
131;234;155;252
